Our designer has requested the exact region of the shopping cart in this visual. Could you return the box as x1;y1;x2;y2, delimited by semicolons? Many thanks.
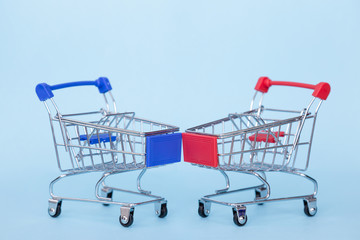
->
182;77;330;226
35;77;182;227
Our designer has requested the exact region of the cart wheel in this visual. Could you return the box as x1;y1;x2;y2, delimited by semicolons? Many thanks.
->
48;201;62;218
158;203;168;218
198;202;209;218
232;208;247;227
103;191;113;206
255;187;267;205
255;190;264;205
303;200;317;217
119;211;134;227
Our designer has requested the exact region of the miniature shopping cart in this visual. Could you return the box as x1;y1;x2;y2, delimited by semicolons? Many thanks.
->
182;77;330;226
36;77;182;227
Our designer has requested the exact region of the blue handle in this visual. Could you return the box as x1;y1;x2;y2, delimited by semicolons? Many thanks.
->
35;77;112;101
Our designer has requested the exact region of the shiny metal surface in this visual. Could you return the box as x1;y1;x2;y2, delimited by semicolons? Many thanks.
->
40;88;179;225
187;89;325;225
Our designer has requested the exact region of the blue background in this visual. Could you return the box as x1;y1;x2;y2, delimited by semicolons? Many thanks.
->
0;0;359;239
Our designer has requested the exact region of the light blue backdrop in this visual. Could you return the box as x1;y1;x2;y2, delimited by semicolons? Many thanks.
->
0;0;359;239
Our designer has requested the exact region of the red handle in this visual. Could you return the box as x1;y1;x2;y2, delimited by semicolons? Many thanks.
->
255;76;331;100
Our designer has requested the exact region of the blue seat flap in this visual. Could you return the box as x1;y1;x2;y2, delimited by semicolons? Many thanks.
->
146;133;182;167
80;133;116;145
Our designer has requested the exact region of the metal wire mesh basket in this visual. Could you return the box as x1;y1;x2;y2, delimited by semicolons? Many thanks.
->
182;76;330;226
36;77;182;227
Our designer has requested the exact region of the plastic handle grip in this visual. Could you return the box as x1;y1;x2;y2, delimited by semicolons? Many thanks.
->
51;81;98;91
35;77;112;101
255;76;331;100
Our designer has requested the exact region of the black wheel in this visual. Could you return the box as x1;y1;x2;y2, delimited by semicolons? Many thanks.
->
48;201;62;218
158;203;168;218
255;190;264;205
103;191;113;206
232;208;247;227
303;200;317;217
119;211;134;227
198;202;208;218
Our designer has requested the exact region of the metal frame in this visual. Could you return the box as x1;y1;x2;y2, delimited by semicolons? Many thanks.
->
187;91;323;225
42;89;178;226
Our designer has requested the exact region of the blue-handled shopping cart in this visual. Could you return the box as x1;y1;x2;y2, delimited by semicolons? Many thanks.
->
36;77;182;227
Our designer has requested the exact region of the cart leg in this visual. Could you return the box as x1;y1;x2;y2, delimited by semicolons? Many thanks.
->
49;173;78;198
96;170;134;201
303;197;317;216
198;199;211;218
48;199;62;218
254;171;268;204
232;205;247;226
246;171;271;201
285;171;318;197
137;169;151;195
215;169;230;194
95;172;114;202
154;200;168;218
48;172;80;217
119;206;135;227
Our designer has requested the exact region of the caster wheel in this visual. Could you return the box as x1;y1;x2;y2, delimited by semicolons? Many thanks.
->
48;201;62;218
255;190;264;205
158;203;168;218
255;187;267;205
103;191;113;206
232;208;247;227
304;200;317;217
119;211;134;227
198;202;208;218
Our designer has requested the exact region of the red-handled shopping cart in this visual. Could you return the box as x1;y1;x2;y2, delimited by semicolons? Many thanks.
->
183;77;330;226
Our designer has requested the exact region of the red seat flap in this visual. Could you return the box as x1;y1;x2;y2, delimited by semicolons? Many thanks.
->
249;131;285;143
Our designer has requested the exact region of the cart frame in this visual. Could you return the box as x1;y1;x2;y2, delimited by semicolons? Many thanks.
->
183;77;330;226
36;77;181;227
